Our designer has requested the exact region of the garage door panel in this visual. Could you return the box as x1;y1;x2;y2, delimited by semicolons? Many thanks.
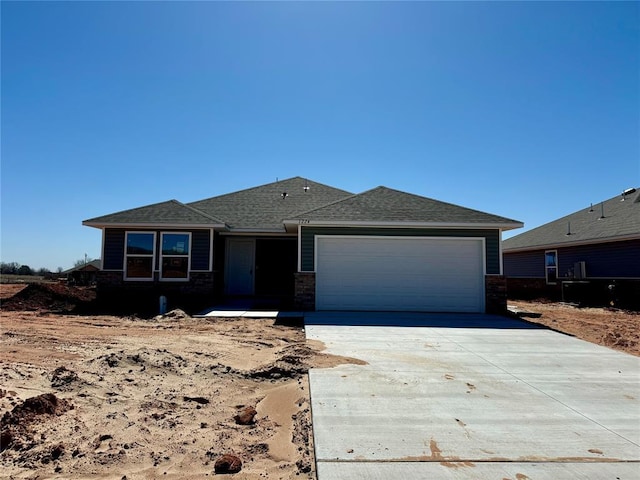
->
316;237;484;312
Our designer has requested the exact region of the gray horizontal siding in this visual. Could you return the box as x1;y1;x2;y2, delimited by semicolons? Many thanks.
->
504;239;640;279
503;251;544;278
301;227;501;274
558;240;640;278
103;228;212;273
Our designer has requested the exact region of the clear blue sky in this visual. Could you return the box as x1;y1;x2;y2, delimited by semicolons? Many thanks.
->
1;1;638;271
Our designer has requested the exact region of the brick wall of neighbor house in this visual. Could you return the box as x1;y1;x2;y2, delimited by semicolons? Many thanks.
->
294;272;316;310
506;278;561;301
485;275;507;314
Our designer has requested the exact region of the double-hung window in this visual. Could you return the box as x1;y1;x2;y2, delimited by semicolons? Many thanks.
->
545;250;558;284
161;232;190;280
125;232;155;280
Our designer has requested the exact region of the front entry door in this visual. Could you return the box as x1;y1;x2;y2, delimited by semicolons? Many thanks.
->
225;238;255;295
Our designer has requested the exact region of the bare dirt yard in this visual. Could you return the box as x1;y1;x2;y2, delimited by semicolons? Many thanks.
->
509;300;640;357
2;283;638;479
0;285;363;479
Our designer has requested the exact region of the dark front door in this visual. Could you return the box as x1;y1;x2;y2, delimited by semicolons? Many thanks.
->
225;238;255;295
255;238;297;297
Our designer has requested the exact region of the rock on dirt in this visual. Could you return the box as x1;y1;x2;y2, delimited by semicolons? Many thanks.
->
50;366;80;389
234;406;257;425
214;454;242;474
153;309;191;321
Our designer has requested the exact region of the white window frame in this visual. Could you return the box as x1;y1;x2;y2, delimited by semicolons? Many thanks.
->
124;232;156;281
160;232;191;282
545;250;558;285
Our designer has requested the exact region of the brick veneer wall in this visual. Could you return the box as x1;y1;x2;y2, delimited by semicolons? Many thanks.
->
294;272;316;311
485;275;507;314
95;271;215;312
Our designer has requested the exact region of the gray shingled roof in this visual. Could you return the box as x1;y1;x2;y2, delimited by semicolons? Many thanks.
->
83;178;522;231
289;186;522;226
187;177;353;230
503;188;640;251
83;200;224;226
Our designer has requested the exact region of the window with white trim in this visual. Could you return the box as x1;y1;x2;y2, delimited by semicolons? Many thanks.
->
125;232;156;280
160;232;191;280
545;250;558;284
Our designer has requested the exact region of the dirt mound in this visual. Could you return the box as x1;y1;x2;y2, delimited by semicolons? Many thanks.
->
1;283;95;312
1;393;73;452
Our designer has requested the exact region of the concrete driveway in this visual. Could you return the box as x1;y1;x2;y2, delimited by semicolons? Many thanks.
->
305;312;640;479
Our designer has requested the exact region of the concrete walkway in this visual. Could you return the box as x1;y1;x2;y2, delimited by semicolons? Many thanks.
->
305;312;640;479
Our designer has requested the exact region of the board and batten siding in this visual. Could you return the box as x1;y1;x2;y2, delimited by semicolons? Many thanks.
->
190;230;211;271
102;228;212;272
300;227;501;274
505;239;640;279
103;229;126;270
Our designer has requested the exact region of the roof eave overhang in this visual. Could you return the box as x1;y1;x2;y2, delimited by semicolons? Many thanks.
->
221;227;288;234
82;221;227;229
283;220;524;231
503;233;640;253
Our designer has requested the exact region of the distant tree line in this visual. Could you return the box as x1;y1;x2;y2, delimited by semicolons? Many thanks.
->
1;258;94;276
0;262;59;276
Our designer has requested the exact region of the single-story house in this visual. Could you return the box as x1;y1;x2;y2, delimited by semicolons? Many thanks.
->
63;259;102;286
83;177;522;313
503;187;640;308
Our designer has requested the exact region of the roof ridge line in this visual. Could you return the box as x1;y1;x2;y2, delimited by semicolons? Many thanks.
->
291;185;402;217
286;191;363;218
169;199;226;225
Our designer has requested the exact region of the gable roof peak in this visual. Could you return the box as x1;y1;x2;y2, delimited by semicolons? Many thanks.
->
83;198;225;227
289;183;522;227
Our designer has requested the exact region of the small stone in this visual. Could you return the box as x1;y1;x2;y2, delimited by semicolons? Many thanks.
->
214;454;242;474
234;406;257;425
51;443;65;460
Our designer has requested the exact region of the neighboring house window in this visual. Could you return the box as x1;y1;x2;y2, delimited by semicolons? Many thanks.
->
161;232;190;280
125;232;155;280
545;250;558;284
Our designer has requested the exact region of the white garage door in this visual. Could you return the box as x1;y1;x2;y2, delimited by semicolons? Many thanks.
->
316;236;485;312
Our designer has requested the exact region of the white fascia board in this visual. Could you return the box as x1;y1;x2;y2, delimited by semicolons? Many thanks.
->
82;222;226;229
283;220;523;230
503;233;640;253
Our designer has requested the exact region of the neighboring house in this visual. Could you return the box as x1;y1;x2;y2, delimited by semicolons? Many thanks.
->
83;177;522;313
63;259;102;286
503;188;640;308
